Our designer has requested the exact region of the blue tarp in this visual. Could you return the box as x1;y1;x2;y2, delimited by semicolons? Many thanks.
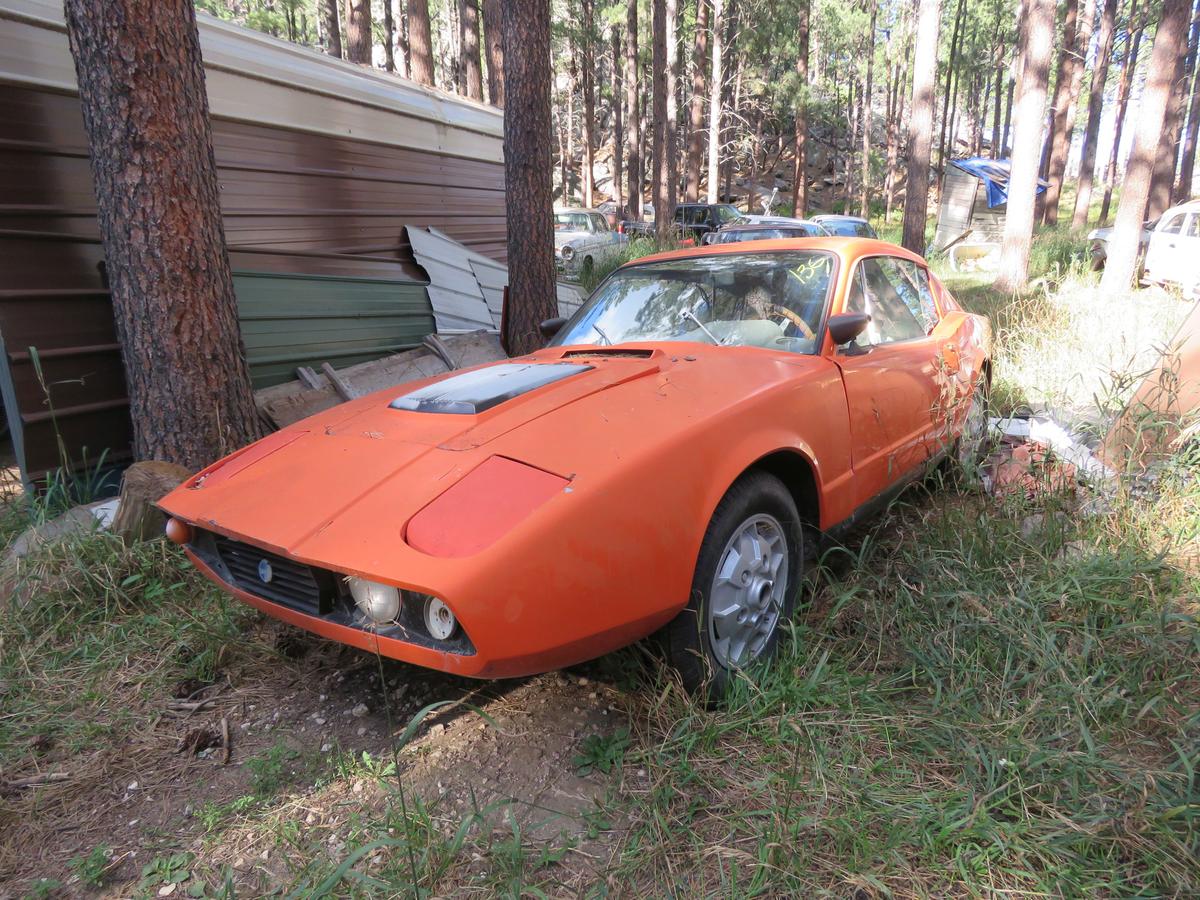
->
949;157;1048;208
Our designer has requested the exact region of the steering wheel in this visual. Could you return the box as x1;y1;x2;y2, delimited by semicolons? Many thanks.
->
765;303;816;340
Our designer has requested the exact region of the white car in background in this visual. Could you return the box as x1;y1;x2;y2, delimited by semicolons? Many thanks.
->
554;208;628;281
1141;200;1200;296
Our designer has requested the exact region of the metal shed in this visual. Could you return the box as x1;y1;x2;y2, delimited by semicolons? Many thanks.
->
931;158;1047;255
0;0;506;489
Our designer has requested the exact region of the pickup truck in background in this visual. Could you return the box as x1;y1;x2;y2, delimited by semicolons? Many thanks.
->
619;202;745;242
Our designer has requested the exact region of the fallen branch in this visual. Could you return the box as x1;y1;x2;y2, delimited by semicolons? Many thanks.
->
167;698;215;712
221;716;231;765
6;771;69;788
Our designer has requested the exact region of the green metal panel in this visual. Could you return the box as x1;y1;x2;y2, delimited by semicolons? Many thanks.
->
233;271;436;389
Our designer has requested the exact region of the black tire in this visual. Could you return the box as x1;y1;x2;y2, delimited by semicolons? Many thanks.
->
663;471;803;700
580;256;595;281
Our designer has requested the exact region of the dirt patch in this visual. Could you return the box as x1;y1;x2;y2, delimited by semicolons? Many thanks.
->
0;615;627;897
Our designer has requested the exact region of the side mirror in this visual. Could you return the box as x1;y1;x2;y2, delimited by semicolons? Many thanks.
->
539;317;567;338
827;312;871;345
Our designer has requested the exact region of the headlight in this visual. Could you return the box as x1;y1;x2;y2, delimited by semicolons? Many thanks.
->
347;576;400;625
423;596;458;640
560;244;575;261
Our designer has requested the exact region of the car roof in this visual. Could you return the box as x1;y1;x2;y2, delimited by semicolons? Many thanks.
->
622;236;922;268
812;214;868;223
720;223;817;232
555;207;604;215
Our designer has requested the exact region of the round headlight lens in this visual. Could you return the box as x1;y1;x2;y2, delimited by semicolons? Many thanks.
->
559;244;575;261
347;577;400;625
423;596;457;640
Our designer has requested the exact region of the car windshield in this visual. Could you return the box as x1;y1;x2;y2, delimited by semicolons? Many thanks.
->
555;213;591;231
550;251;834;355
821;219;861;236
714;204;744;225
716;227;815;243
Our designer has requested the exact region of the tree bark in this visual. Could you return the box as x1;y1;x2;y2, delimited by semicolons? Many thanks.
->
859;0;876;219
383;0;396;71
346;0;371;64
626;0;642;218
482;0;504;105
652;0;679;238
1178;7;1200;198
323;0;343;58
1147;16;1190;220
460;0;483;100
501;0;557;356
1071;0;1118;228
790;0;809;214
581;0;596;206
1042;0;1091;224
408;0;435;85
1102;0;1191;291
63;0;261;470
686;0;710;202
994;0;1054;293
706;0;725;204
936;0;966;180
612;27;625;212
1100;4;1145;223
901;0;940;253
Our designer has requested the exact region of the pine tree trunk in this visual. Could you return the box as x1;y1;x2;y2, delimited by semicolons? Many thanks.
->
990;36;1003;158
1103;0;1191;290
501;0;557;356
707;0;724;203
1178;15;1200;198
482;0;504;105
859;0;875;219
791;0;809;215
408;0;435;85
1169;0;1200;203
995;0;1054;293
63;0;261;470
686;0;709;202
324;0;343;58
383;0;396;71
1147;2;1195;216
1100;3;1145;224
346;0;371;63
626;0;643;218
901;0;940;253
612;28;625;212
399;0;411;77
581;0;596;207
460;0;483;100
652;0;679;238
1042;0;1092;224
936;0;966;181
666;0;679;221
1072;0;1119;227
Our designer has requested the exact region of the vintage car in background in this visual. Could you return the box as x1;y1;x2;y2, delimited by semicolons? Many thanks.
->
1088;200;1200;296
1087;220;1153;272
620;202;745;242
554;208;628;281
811;214;879;239
161;238;992;698
704;219;829;244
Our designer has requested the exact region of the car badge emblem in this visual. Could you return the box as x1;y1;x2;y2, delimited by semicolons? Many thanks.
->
257;559;274;583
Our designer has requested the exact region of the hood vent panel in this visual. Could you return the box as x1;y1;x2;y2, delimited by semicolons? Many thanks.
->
390;362;593;415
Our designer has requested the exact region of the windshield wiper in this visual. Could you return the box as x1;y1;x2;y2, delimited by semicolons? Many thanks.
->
680;308;722;345
592;323;612;345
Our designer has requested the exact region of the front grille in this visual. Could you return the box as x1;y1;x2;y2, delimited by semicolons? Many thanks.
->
212;535;327;615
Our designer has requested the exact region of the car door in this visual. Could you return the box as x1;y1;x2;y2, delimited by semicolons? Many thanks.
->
1144;210;1187;285
833;255;946;507
589;213;618;259
1178;212;1200;293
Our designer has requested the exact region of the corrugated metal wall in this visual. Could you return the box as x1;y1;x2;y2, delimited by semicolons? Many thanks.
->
0;46;506;487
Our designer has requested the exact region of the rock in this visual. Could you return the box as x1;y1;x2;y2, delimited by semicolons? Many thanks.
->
350;703;369;718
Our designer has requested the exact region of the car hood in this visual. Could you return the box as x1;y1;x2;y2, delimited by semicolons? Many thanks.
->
160;345;823;555
554;231;587;249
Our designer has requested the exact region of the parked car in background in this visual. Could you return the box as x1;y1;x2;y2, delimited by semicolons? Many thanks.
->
1087;220;1153;272
620;202;745;242
1142;201;1200;295
811;214;879;239
595;200;620;228
704;219;829;245
554;208;628;281
160;237;992;698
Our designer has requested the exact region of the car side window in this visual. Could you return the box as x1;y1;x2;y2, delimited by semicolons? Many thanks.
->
1187;215;1200;238
591;214;609;232
1160;213;1186;234
844;257;928;345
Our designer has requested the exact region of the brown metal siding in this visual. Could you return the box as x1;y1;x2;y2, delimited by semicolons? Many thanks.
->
0;82;507;486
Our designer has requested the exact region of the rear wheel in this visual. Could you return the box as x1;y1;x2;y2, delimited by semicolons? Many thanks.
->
664;472;802;699
956;378;990;472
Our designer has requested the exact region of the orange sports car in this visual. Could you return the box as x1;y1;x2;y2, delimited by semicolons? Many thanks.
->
161;238;991;695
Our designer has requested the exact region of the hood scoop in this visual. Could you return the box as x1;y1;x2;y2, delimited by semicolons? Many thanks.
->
390;362;593;415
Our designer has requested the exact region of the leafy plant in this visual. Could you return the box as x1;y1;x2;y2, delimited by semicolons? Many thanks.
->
66;844;110;887
574;727;630;776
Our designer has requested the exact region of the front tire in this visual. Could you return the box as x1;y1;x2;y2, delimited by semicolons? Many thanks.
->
955;377;990;473
664;471;802;699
